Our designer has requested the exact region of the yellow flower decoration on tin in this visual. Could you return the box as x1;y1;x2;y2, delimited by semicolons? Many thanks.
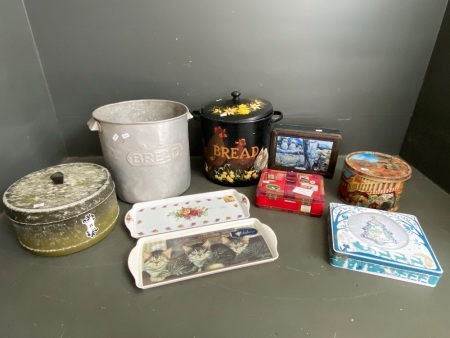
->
210;99;265;116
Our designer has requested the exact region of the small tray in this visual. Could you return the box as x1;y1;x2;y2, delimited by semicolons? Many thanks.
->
125;189;250;238
128;218;278;289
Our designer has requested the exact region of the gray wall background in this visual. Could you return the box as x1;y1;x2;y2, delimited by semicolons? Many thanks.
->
401;2;450;193
0;0;66;200
1;0;449;210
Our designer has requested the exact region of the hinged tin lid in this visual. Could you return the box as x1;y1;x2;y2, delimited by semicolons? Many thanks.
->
257;169;325;202
3;163;115;224
329;203;443;278
200;91;273;123
344;151;412;182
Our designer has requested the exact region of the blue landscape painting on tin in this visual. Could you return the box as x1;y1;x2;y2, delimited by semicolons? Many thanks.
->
348;153;379;162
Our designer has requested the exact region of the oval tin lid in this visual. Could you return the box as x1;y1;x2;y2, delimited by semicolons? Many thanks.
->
344;151;412;181
200;91;273;123
3;163;115;224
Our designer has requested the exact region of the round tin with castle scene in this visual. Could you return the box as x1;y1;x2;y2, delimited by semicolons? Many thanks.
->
338;151;412;211
2;163;119;256
192;91;283;186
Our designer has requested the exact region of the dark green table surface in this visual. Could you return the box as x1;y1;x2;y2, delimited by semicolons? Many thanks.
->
1;156;449;337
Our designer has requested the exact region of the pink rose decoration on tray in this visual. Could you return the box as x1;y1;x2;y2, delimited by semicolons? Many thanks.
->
169;206;208;220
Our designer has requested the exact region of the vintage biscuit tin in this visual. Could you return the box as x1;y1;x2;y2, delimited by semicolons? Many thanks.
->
338;151;412;211
255;169;325;217
329;203;443;287
3;163;120;256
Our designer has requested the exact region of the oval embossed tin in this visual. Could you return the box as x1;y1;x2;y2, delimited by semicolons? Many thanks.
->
3;163;119;256
338;151;412;211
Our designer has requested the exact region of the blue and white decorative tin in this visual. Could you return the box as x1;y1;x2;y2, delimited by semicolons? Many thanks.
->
329;203;443;287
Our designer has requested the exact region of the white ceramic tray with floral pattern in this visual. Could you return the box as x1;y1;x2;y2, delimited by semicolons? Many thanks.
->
125;189;250;238
128;217;278;289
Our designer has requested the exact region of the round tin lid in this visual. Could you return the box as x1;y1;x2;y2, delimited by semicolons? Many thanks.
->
200;91;273;123
344;151;412;181
3;163;115;224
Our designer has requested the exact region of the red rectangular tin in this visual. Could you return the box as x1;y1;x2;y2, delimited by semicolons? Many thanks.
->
255;169;325;216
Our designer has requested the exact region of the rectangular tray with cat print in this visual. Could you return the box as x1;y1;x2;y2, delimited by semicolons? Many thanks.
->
329;203;443;287
125;189;250;238
128;218;278;289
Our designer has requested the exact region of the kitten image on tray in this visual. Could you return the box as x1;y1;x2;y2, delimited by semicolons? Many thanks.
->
128;218;278;289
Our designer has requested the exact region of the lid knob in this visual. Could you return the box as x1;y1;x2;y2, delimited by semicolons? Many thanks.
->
50;172;64;184
231;91;241;103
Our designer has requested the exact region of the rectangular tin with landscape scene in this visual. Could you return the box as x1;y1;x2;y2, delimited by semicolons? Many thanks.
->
268;125;341;179
128;218;278;289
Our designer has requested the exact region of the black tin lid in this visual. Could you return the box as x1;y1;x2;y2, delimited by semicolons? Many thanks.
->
200;91;273;123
